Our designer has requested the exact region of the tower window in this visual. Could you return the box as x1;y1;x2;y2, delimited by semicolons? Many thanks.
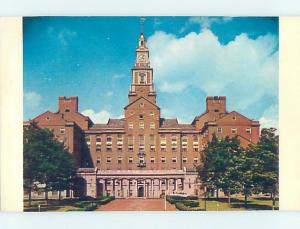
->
214;109;219;112
139;122;144;129
139;114;144;120
65;108;70;112
128;122;133;129
231;128;237;134
140;75;145;84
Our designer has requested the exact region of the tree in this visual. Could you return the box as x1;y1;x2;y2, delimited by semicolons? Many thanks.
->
24;123;77;204
199;134;243;202
253;128;279;208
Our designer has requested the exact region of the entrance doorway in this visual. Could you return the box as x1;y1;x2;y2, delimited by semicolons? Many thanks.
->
96;182;104;198
138;186;144;197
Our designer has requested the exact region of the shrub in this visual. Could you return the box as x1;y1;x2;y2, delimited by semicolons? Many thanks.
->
180;200;199;208
175;202;202;211
166;195;199;204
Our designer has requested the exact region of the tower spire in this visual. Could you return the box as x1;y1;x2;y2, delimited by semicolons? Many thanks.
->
140;17;145;34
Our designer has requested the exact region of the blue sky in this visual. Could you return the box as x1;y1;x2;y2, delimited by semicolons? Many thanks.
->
23;16;278;129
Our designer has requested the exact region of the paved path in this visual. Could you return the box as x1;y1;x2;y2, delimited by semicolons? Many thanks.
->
97;198;177;211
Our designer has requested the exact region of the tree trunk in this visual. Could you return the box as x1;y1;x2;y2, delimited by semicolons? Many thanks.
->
216;189;219;200
244;195;248;208
45;184;48;202
59;190;61;201
28;186;32;207
228;193;231;205
272;193;276;210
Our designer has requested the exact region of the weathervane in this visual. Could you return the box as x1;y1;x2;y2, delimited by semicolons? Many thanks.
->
140;17;146;34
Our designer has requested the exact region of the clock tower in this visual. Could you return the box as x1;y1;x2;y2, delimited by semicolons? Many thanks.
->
128;33;156;104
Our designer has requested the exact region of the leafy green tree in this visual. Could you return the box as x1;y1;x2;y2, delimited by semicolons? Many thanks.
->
199;134;243;201
253;128;279;208
24;123;76;204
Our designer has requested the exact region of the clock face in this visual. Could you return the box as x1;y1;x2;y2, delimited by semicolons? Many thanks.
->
138;54;146;62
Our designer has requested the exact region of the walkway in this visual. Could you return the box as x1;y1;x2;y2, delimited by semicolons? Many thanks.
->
97;198;177;211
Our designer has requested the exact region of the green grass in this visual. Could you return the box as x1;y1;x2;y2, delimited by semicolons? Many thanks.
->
201;197;279;211
24;196;115;212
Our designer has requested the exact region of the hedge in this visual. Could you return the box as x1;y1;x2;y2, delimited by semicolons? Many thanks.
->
166;195;202;211
175;202;203;211
69;196;115;211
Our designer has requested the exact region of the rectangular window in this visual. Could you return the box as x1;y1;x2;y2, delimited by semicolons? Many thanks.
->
128;157;133;163
217;127;222;133
182;157;187;163
150;157;155;163
85;135;90;145
96;145;101;152
128;122;133;129
117;134;123;145
139;135;145;144
160;134;166;148
161;157;166;163
106;145;112;152
128;145;133;151
182;135;188;147
139;122;144;129
231;128;237;134
150;145;155;152
118;158;122;164
193;158;199;163
139;114;144;120
96;135;101;142
106;135;112;142
96;158;101;164
150;134;155;144
161;147;166;152
150;122;155;129
150;112;154;117
106;157;112;163
172;157;177;163
60;128;65;134
246;128;251;134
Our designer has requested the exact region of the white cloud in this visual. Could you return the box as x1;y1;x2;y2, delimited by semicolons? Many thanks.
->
148;29;278;111
24;91;42;107
189;16;232;29
57;29;77;46
81;109;111;123
259;104;279;131
180;17;232;33
106;91;113;97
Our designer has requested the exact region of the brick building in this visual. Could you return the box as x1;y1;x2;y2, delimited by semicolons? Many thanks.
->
24;33;260;199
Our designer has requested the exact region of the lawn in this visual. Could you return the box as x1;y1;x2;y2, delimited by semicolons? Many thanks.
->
200;197;279;211
24;196;115;212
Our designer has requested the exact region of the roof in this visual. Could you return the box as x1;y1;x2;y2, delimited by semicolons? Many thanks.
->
124;96;160;110
160;118;195;130
90;118;125;129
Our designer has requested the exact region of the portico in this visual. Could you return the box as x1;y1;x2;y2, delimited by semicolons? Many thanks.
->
77;168;199;198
